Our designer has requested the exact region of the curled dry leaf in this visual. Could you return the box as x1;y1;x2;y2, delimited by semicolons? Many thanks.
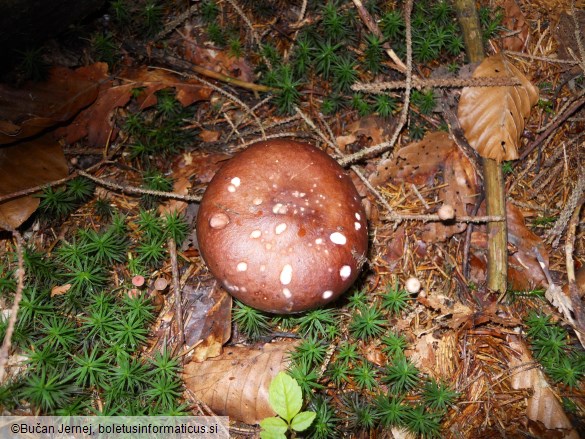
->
183;341;297;424
508;336;580;438
458;54;539;162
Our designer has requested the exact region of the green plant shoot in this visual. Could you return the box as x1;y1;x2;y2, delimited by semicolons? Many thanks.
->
260;371;316;439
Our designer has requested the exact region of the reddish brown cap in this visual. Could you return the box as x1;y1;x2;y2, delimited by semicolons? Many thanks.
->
196;139;368;313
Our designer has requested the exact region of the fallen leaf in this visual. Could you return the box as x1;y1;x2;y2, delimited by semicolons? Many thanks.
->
198;129;221;142
51;284;71;297
508;336;579;438
183;341;297;424
183;284;232;363
57;66;212;147
0;133;69;229
370;132;479;242
458;54;539;162
0;64;106;144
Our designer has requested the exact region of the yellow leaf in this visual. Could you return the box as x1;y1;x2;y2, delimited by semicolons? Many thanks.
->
457;54;538;162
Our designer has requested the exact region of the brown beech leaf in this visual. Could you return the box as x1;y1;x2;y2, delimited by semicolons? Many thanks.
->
57;67;211;147
0;63;106;144
183;341;296;424
458;54;538;162
508;337;580;438
370;132;479;242
0;134;68;229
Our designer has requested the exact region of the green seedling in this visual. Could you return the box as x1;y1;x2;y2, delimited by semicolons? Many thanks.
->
260;372;316;439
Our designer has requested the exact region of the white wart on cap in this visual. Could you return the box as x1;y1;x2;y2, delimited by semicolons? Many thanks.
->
196;139;368;313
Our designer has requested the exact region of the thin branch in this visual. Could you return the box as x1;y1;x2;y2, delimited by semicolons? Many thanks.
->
0;225;25;384
168;238;185;347
504;50;580;65
352;76;521;93
351;0;407;73
77;170;202;202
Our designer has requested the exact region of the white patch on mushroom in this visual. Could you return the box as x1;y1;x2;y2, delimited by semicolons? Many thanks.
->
272;203;288;214
282;288;292;298
355;212;361;221
231;177;241;187
253;198;263;205
322;290;333;299
315;238;323;245
260;265;266;272
330;232;347;245
266;243;272;250
340;265;351;280
355;222;361;230
275;223;287;234
280;264;293;285
236;262;248;272
250;230;262;239
227;185;236;192
209;213;230;229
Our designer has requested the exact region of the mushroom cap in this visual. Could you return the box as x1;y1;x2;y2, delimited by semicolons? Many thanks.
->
196;139;368;313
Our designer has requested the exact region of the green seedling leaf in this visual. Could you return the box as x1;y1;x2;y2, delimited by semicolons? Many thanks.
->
268;371;302;423
259;416;288;436
259;431;286;439
290;411;316;432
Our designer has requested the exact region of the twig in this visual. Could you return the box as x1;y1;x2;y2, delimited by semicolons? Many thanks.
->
0;224;25;384
339;0;414;166
351;0;407;73
504;50;580;65
352;76;521;93
168;238;185;347
77;169;202;202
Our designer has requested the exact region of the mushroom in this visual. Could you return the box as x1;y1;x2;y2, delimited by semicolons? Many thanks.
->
196;139;368;313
